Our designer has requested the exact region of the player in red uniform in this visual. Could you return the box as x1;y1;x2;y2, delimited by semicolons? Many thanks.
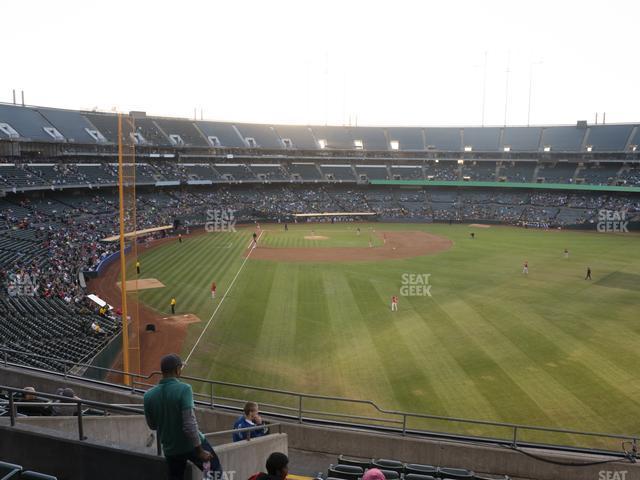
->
391;295;398;312
211;281;217;299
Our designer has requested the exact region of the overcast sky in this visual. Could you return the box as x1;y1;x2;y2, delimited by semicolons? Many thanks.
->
3;0;639;127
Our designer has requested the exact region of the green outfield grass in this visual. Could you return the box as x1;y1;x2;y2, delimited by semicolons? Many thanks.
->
133;223;640;447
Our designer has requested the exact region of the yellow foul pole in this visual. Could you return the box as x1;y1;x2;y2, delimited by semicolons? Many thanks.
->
117;114;131;385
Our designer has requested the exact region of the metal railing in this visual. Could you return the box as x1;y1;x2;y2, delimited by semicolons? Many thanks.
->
1;347;638;460
0;385;156;450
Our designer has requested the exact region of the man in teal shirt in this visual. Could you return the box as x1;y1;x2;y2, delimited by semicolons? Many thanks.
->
144;353;221;479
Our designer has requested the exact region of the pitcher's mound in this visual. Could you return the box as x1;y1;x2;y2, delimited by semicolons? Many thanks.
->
304;235;329;240
117;278;165;291
162;313;201;324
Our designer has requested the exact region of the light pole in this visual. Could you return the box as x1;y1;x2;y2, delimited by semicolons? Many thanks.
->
527;60;543;126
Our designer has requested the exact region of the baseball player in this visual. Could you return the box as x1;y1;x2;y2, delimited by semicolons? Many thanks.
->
391;295;398;312
523;261;529;275
211;281;217;299
170;297;177;314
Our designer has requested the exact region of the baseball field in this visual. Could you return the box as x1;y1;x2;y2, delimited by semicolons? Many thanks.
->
129;223;640;447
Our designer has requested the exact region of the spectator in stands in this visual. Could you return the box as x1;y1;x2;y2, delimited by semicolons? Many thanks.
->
52;387;81;416
143;353;222;480
251;452;289;480
363;468;386;480
233;401;268;442
17;386;51;416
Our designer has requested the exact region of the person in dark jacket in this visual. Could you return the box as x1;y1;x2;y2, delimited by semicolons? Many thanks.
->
253;452;288;480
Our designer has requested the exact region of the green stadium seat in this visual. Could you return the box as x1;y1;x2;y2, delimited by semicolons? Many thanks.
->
439;467;474;479
20;472;57;480
372;459;404;473
375;469;400;480
337;455;372;469
0;461;22;480
406;464;438;476
327;464;363;480
405;475;436;480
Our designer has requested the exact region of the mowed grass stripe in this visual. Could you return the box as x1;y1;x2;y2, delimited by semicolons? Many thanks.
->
178;233;248;315
385;294;502;423
253;263;301;392
346;274;448;415
425;298;553;426
321;269;399;413
447;297;600;430
478;298;640;432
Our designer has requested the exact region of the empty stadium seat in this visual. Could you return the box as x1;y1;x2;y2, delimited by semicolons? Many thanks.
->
438;467;474;479
337;455;371;469
405;464;438;476
20;472;57;480
404;475;436;480
0;461;22;479
327;464;364;480
371;459;404;473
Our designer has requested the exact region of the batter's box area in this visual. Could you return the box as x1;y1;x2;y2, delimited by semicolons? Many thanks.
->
595;272;640;292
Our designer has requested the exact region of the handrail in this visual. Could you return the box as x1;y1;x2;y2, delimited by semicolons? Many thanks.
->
1;346;638;459
203;423;282;440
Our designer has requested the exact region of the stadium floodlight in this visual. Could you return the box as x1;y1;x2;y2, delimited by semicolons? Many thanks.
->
543;146;552;152
434;159;439;163
457;159;464;165
586;145;593;152
503;146;511;152
464;146;473;152
632;145;638;152
354;139;364;150
318;139;327;149
390;140;399;150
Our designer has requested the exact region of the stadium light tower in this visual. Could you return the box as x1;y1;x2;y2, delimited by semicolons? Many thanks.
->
527;60;543;126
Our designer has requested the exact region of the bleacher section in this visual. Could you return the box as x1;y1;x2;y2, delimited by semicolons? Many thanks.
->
540;126;585;152
153;118;208;147
386;127;424;150
37;108;100;144
196;121;246;148
424;161;459;181
425;128;461;151
461;161;497;181
502;127;542;151
0;297;119;372
350;127;389;151
132;117;171;146
0;105;59;142
498;162;536;183
290;163;322;180
320;165;356;181
587;125;634;152
462;127;501;151
235;124;283;149
214;163;256;180
536;163;578;183
81;113;118;143
273;125;318;150
315;126;354;150
576;163;622;185
355;165;388;180
390;165;423;180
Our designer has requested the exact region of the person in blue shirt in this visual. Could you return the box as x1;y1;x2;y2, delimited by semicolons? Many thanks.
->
232;401;268;442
